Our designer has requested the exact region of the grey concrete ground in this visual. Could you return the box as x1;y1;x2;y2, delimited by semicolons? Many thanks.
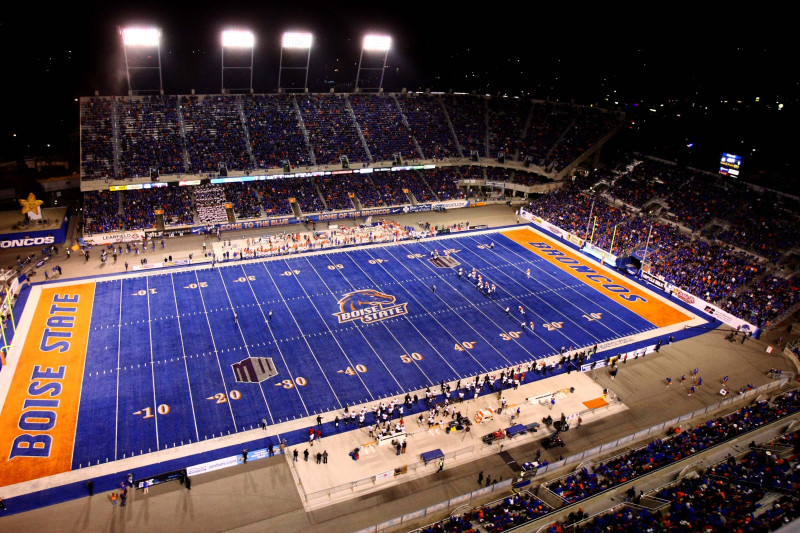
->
1;204;798;532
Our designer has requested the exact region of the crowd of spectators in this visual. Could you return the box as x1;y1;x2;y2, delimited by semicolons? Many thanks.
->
519;103;576;168
403;171;436;204
182;95;252;173
416;395;800;533
443;94;487;158
546;108;620;172
279;177;325;214
297;95;368;165
81;94;622;183
724;274;800;327
415;492;551;533
370;171;413;206
83;190;123;233
250;179;299;217
526;163;800;325
223;182;262;220
121;188;195;230
80;97;115;180
488;97;528;162
396;94;459;160
544;391;800;505
117;96;186;178
243;94;310;169
423;167;463;201
350;94;418;162
315;176;358;211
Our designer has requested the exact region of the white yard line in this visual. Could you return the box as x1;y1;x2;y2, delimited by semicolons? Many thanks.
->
170;274;200;442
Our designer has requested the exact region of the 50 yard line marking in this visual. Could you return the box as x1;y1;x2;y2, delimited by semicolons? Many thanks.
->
307;255;402;391
323;253;436;387
345;249;461;380
284;256;375;401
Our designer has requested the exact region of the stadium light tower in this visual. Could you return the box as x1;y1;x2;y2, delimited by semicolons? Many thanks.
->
121;27;164;95
221;30;255;94
355;34;391;92
278;31;313;92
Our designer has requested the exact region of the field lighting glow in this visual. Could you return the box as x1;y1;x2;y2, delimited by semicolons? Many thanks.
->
222;30;255;48
122;27;161;46
363;34;391;51
282;32;313;49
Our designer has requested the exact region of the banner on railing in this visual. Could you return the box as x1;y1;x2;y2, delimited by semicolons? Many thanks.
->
566;233;585;248
82;230;145;245
186;454;240;477
640;270;667;290
671;287;757;333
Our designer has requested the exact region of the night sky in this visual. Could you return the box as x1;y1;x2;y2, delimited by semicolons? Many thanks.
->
1;3;796;178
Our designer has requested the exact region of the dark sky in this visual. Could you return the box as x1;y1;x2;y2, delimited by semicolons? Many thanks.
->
1;3;796;171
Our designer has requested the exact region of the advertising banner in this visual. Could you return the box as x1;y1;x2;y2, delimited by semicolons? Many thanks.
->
145;227;193;238
134;468;185;489
640;270;667;290
82;230;145;245
566;233;585;248
186;455;239;477
672;288;757;332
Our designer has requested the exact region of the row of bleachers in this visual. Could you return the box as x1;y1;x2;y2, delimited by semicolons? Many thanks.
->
243;94;310;170
297;94;367;165
414;492;551;533
443;94;487;157
223;182;262;220
117;96;186;178
182;95;252;173
557;429;800;531
80;97;115;180
350;94;418;162
416;396;800;533
543;391;800;505
81;94;620;179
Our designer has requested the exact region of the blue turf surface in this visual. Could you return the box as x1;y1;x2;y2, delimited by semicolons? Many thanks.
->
71;230;661;468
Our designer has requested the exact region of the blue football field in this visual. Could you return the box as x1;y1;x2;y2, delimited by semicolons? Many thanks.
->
68;228;669;468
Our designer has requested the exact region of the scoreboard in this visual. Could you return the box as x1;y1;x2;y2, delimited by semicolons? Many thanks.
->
719;153;742;177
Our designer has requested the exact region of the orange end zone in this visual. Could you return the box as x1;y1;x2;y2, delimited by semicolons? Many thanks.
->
502;227;691;328
583;397;609;410
0;283;95;487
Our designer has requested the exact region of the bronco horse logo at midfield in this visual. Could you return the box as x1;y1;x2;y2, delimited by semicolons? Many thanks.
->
334;289;408;324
